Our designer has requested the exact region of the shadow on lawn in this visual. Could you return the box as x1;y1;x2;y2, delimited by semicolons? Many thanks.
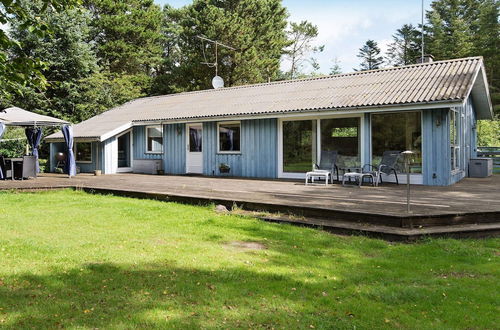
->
0;261;354;329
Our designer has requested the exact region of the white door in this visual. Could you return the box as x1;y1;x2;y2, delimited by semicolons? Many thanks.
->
186;124;203;174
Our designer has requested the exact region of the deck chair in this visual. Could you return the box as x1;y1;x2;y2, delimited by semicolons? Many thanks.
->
312;150;339;183
362;150;401;186
20;155;37;180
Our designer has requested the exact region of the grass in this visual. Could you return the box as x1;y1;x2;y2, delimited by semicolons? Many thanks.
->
0;190;498;329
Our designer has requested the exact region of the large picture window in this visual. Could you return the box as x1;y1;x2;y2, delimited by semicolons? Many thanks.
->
75;142;92;163
371;112;422;173
146;126;163;153
218;122;241;153
283;120;316;173
321;117;360;168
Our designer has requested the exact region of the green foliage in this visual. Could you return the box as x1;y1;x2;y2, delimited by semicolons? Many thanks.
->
9;1;98;121
386;24;421;66
329;57;342;75
284;20;323;79
0;127;26;157
152;0;289;94
0;0;79;105
0;190;498;328
73;71;146;121
84;0;163;77
476;119;500;146
357;39;384;71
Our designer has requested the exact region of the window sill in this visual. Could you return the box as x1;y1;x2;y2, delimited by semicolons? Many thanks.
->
76;161;93;164
217;151;242;155
145;151;164;155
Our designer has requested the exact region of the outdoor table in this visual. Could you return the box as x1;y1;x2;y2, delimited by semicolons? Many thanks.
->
305;170;331;185
5;157;23;180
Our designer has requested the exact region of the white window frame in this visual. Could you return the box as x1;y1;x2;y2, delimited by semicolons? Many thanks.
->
450;109;460;172
277;114;364;179
217;121;242;154
74;142;93;164
145;125;163;154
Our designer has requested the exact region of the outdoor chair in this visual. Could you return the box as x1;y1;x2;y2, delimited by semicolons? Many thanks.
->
305;150;339;185
362;150;401;186
0;156;13;180
17;155;37;180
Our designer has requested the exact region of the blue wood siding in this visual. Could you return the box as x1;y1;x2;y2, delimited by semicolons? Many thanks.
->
133;126;163;160
422;109;450;185
202;119;277;178
50;141;100;173
163;123;186;174
422;96;477;185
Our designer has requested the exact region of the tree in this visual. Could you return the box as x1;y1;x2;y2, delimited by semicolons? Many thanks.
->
357;40;384;71
73;71;145;121
9;1;99;121
386;24;421;66
329;57;342;75
84;0;163;77
0;0;78;106
284;20;324;79
153;0;289;94
425;0;474;60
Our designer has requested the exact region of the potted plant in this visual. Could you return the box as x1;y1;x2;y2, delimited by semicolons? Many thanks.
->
219;163;230;174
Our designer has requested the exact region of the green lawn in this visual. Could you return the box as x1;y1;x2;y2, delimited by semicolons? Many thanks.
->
0;190;498;329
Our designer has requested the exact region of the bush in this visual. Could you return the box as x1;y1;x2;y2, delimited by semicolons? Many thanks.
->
0;139;26;157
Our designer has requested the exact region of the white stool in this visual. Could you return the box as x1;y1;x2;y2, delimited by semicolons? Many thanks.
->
342;172;375;187
305;171;331;186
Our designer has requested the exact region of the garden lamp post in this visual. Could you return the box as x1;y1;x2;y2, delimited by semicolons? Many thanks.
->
401;151;414;213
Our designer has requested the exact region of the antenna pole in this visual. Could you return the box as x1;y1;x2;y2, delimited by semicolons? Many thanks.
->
421;0;425;61
215;41;218;76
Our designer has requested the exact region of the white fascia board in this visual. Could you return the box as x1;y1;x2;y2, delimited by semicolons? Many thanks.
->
100;122;133;142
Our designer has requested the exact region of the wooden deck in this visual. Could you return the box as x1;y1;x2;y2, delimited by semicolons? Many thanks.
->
1;173;499;238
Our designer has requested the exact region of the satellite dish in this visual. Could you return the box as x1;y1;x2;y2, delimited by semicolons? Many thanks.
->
212;75;224;89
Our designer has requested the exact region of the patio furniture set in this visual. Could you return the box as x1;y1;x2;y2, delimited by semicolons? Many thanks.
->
305;150;401;187
0;155;37;180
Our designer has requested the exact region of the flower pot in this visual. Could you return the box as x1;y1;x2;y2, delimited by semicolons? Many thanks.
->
94;170;102;176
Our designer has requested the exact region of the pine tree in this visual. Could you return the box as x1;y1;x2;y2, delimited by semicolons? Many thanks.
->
284;20;324;79
386;24;421;66
329;57;342;75
152;0;289;94
84;0;163;76
357;40;384;71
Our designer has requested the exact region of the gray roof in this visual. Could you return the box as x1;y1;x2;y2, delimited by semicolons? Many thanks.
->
46;56;492;141
0;107;69;127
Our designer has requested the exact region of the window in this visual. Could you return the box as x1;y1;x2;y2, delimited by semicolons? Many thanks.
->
450;110;459;171
282;120;316;173
321;117;360;168
75;142;92;163
371;112;422;173
146;126;163;153
218;122;241;153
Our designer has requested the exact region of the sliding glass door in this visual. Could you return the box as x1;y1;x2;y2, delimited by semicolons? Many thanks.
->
282;120;316;173
280;117;361;176
320;118;360;168
371;112;422;173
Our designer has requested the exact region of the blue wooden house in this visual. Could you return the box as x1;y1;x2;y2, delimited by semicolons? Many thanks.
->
46;57;493;186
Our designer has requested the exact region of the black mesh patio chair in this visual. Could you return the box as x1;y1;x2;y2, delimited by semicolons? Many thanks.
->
313;150;339;183
362;150;401;186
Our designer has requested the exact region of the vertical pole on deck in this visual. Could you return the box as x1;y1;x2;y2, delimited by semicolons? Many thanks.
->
402;151;414;213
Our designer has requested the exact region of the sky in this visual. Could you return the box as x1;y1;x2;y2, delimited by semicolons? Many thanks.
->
154;0;432;74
